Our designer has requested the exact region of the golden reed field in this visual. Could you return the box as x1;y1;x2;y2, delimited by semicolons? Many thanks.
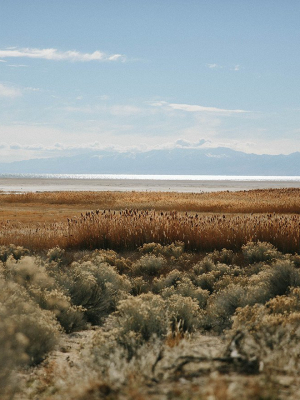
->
0;188;299;252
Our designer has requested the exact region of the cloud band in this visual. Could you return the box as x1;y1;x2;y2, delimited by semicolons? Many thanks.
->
0;48;125;62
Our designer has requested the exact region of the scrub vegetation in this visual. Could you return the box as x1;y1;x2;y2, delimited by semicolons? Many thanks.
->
0;189;300;399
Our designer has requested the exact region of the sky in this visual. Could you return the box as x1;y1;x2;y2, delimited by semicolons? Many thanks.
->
0;0;300;162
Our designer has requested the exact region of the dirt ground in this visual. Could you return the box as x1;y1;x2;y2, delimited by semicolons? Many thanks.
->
15;328;300;400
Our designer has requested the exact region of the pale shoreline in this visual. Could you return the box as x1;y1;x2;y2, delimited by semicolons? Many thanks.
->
0;177;300;193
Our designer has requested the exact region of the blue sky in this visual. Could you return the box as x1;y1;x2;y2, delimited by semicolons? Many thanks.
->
0;0;300;162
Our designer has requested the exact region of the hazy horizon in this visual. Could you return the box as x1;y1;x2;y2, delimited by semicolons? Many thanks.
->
0;146;299;176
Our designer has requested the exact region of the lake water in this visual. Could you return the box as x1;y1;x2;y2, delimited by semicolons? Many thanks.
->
0;174;300;193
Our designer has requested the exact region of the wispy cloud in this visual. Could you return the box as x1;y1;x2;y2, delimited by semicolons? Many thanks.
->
64;104;143;116
110;105;142;116
9;143;45;150
2;138;210;154
1;141;120;153
207;63;241;71
207;63;222;69
8;64;28;68
0;47;126;62
0;83;22;98
152;101;248;115
175;138;208;148
25;87;41;92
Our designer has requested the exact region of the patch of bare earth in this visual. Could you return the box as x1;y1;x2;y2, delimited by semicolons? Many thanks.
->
16;329;99;400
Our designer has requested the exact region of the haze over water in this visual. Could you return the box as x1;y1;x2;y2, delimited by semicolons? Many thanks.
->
0;174;299;193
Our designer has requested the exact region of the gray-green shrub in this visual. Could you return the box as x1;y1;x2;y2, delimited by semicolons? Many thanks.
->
130;276;150;295
131;254;166;276
161;277;209;309
266;260;300;297
242;241;282;264
167;294;204;332
138;241;184;258
5;255;54;289
205;284;246;331
107;293;168;342
104;293;168;358
0;278;60;365
210;248;235;265
0;284;28;396
152;269;185;293
0;244;29;262
28;287;86;333
63;261;131;324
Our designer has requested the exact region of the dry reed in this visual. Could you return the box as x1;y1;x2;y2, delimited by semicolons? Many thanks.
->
1;209;299;253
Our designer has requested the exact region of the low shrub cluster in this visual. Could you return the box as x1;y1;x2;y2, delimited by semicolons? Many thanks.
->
1;240;300;399
0;277;61;396
91;241;300;375
228;288;300;374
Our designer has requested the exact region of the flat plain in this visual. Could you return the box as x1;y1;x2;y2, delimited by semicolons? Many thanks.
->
1;188;300;400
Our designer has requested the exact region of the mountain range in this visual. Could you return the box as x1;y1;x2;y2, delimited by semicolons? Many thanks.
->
0;147;299;175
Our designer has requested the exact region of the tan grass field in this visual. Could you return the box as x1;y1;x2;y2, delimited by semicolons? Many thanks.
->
0;188;299;252
1;188;300;220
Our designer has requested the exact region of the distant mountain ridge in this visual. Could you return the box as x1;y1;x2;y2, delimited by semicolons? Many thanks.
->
0;147;299;175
